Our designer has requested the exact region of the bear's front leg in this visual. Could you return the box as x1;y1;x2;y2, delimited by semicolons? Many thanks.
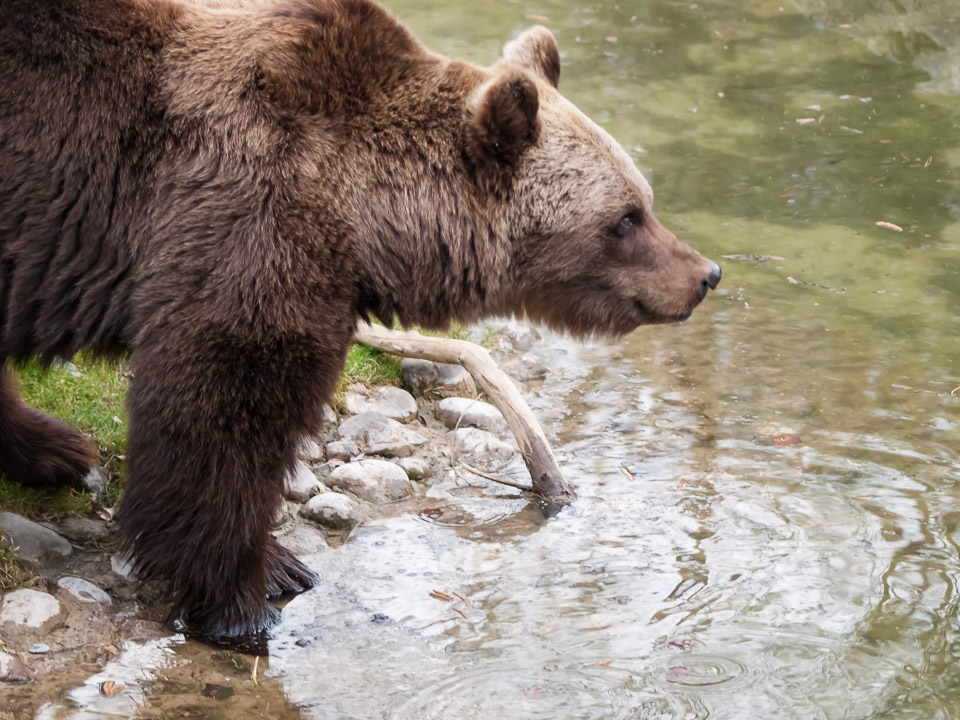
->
118;324;330;649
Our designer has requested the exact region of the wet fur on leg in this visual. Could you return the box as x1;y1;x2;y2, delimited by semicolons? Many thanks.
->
0;365;97;486
265;537;318;598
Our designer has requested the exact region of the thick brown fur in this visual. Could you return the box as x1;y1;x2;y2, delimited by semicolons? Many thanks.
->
0;0;719;646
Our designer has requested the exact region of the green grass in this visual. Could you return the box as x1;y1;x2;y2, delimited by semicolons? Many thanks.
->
0;543;37;592
1;342;409;519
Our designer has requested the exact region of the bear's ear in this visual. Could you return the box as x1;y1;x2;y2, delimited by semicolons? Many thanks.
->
503;26;560;88
466;71;540;171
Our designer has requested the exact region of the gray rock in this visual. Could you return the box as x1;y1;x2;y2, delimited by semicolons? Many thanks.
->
504;352;549;382
54;517;110;544
0;651;33;684
81;466;109;496
486;323;542;355
328;460;413;504
343;385;418;422
326;440;361;461
322;404;338;426
301;492;365;530
57;576;112;605
0;512;72;565
297;437;324;463
0;589;66;636
111;552;134;578
438;397;511;438
396;457;434;481
28;643;50;654
275;525;329;555
284;460;325;502
401;358;477;398
337;412;427;458
450;428;518;472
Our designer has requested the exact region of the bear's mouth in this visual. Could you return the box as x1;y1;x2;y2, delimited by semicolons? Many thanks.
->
633;299;692;325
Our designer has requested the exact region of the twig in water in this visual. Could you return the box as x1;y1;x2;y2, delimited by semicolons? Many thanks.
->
452;606;468;619
452;591;469;606
461;463;534;493
252;655;259;687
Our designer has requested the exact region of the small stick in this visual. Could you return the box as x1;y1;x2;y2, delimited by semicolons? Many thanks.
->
452;606;468;619
252;655;259;687
462;463;534;493
451;591;469;606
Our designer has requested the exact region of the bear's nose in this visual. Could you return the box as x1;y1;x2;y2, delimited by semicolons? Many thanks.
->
701;261;722;297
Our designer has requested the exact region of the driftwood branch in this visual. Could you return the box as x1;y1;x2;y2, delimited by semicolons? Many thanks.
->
353;323;574;504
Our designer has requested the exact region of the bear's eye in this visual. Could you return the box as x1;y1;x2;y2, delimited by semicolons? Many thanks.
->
616;211;642;237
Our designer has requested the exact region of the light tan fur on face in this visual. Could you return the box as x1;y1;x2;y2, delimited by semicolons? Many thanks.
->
492;33;716;336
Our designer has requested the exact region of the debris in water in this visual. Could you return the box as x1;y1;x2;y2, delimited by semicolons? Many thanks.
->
452;591;470;606
875;221;903;232
583;659;615;668
787;276;799;284
774;433;801;446
430;590;453;602
605;36;618;43
525;14;549;20
99;681;124;697
795;118;816;125
722;254;784;262
452;606;468;619
620;466;634;481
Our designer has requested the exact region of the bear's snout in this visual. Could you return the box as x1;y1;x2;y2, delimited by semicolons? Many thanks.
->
701;261;722;298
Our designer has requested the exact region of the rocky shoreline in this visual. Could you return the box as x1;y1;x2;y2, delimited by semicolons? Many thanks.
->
0;325;543;706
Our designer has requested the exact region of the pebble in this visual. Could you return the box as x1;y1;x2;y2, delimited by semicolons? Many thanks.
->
0;512;72;565
396;457;434;481
450;428;518;472
301;492;365;530
0;651;33;684
297;437;325;462
326;439;361;461
28;643;50;654
284;460;326;502
322;404;338;426
437;397;511;438
401;358;477;398
81;466;109;496
57;576;113;605
275;524;329;555
111;552;135;578
327;459;413;504
343;385;418;422
0;589;66;636
337;412;427;457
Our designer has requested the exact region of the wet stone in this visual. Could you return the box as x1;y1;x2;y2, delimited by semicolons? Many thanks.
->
486;322;542;356
301;492;365;530
343;385;418;422
401;358;477;399
396;457;434;481
0;651;33;684
337;412;427;458
284;460;326;502
28;643;50;654
327;459;413;504
322;404;338;426
0;589;66;636
326;439;361;461
450;428;518;472
438;397;511;438
57;576;113;605
0;512;72;566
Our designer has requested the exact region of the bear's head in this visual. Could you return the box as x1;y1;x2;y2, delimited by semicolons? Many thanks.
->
466;26;721;337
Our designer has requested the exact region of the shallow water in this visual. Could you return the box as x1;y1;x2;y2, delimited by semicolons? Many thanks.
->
267;1;960;718
26;0;960;718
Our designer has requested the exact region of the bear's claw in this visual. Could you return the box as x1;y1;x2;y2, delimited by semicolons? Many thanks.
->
264;537;318;598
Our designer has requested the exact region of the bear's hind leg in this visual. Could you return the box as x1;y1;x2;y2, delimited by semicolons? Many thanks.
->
0;364;97;487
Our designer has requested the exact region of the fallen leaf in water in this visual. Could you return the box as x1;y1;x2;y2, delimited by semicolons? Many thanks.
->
875;221;903;232
99;681;124;697
787;276;799;284
774;433;801;446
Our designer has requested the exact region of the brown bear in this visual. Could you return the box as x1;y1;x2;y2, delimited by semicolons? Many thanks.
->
0;0;720;648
